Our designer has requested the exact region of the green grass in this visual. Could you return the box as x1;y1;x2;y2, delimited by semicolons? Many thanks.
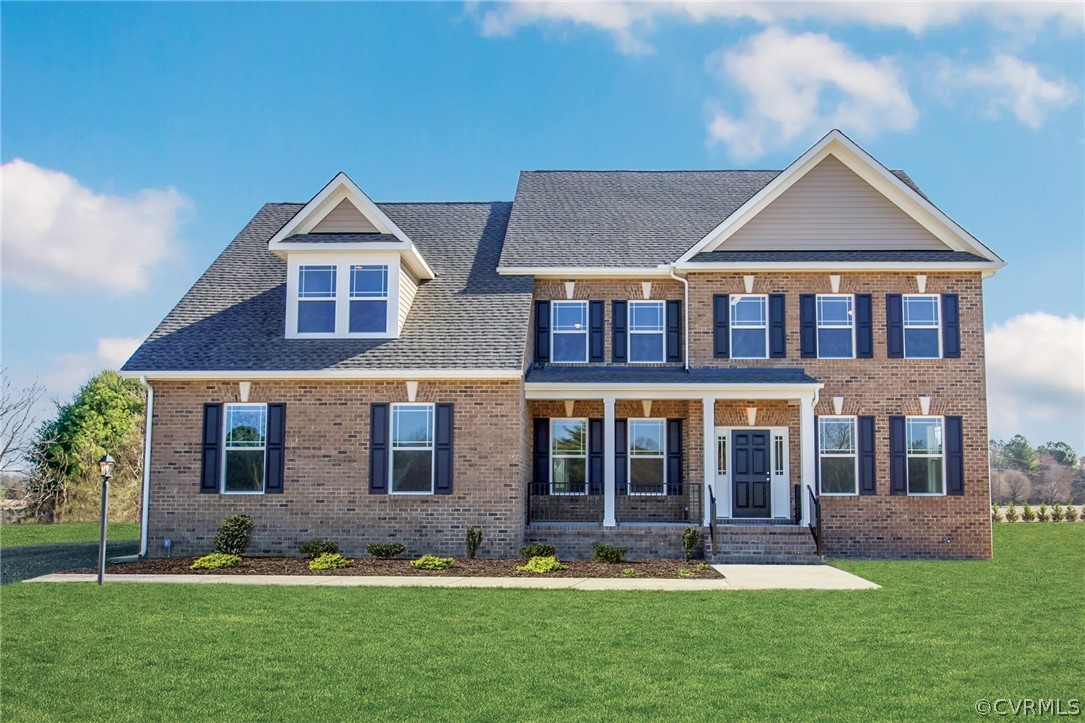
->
2;525;1082;721
0;521;140;548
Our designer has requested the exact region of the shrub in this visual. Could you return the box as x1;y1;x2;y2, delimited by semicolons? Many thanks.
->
592;544;627;564
1038;504;1050;522
519;543;556;559
299;538;339;558
1052;504;1065;522
677;567;694;579
516;556;567;574
991;505;1004;523
1022;503;1036;522
1005;505;1020;522
213;514;254;555
620;567;638;577
309;553;352;571
1066;506;1080;522
367;543;406;559
411;554;455;570
465;527;484;559
682;527;701;562
695;562;712;571
190;553;241;570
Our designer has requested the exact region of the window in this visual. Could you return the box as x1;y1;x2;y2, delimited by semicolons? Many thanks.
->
628;301;665;363
903;295;941;358
730;295;768;359
774;434;785;476
717;435;727;476
550;419;587;494
297;265;337;334
349;265;389;333
629;419;666;495
817;295;855;358
222;404;267;493
391;404;434;494
551;302;588;363
819;417;857;495
906;417;944;495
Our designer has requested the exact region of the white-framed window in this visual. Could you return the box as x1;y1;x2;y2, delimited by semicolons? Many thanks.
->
717;435;727;476
819;416;857;495
551;301;588;363
730;295;768;359
628;419;666;495
297;265;337;334
906;416;945;495
774;434;785;476
222;404;268;494
817;295;855;359
349;265;389;334
628;301;665;363
903;294;941;359
390;403;435;494
550;418;587;494
287;254;399;339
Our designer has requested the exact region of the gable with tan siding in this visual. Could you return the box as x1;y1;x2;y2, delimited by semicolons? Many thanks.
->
311;197;380;233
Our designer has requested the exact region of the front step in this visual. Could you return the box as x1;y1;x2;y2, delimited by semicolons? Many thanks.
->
706;523;820;564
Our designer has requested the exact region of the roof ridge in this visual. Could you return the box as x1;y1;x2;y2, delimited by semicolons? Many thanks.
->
520;169;782;174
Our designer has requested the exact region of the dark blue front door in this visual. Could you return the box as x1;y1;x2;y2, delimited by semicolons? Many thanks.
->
732;430;770;518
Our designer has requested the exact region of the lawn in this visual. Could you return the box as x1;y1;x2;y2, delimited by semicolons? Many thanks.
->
0;521;140;548
1;525;1081;721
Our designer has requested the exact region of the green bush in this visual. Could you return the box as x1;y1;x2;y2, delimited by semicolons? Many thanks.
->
299;539;339;558
190;553;241;570
516;556;567;574
1022;503;1036;522
991;505;1003;523
695;562;712;571
1052;504;1065;522
367;543;406;559
411;555;455;570
682;527;701;562
309;553;352;571
213;515;254;555
620;567;638;577
1038;504;1050;522
677;567;694;579
1065;506;1080;522
592;544;626;564
465;527;484;559
1005;505;1020;522
519;543;556;559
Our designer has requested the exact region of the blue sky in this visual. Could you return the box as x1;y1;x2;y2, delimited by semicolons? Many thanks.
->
3;2;1083;450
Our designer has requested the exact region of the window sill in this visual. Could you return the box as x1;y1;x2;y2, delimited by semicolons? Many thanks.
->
388;491;436;496
220;490;266;496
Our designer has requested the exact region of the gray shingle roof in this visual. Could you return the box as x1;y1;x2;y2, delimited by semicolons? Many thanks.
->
526;366;819;385
499;170;926;269
123;202;533;373
688;250;988;264
284;233;401;244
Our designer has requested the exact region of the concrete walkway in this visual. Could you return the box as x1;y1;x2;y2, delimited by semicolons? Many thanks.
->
1;541;140;585
25;565;878;591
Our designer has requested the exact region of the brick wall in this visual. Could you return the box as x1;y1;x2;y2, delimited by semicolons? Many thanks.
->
524;524;704;560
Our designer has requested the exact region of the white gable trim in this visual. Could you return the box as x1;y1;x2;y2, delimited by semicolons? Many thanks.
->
677;130;1003;265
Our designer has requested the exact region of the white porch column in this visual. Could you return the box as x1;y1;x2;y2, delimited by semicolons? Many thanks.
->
799;394;817;526
603;396;617;527
702;396;715;526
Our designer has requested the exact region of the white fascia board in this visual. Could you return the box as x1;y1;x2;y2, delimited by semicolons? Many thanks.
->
676;260;1006;274
120;369;524;381
497;266;674;278
525;382;822;401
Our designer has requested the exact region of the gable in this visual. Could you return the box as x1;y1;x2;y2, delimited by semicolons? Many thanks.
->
311;198;379;234
723;156;950;251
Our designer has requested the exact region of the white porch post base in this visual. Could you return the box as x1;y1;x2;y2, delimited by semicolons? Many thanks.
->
799;394;817;526
603;396;616;527
702;396;715;526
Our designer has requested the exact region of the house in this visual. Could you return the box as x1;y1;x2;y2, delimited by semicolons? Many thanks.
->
121;130;1004;562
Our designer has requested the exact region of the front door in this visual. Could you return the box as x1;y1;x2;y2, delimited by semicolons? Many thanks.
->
732;430;771;518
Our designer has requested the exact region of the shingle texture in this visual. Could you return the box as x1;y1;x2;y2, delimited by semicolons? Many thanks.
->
525;366;818;385
123;202;533;372
688;250;988;263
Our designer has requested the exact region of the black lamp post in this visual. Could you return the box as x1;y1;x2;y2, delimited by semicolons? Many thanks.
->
97;454;115;586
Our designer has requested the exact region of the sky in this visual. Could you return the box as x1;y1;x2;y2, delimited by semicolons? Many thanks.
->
2;1;1083;451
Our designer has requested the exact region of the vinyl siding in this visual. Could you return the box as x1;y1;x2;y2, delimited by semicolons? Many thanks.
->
398;264;419;331
311;198;380;234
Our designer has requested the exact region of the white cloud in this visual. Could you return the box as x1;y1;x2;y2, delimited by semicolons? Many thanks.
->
987;312;1085;448
933;53;1077;128
1;159;188;296
96;337;144;369
42;336;146;400
705;28;917;159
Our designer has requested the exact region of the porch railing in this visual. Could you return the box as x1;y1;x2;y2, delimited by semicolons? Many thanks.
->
807;486;823;557
527;482;703;525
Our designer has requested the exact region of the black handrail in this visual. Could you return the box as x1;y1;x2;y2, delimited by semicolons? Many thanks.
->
793;484;802;525
708;487;717;555
807;486;823;557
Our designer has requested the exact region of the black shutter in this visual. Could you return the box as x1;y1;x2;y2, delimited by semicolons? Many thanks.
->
713;294;730;358
858;415;876;495
588;419;603;495
855;294;874;359
666;419;682;495
889;415;907;495
200;403;222;494
434;403;454;495
534;300;550;364
369;403;389;494
533;418;549;496
945;416;964;495
589;301;605;363
886;294;904;359
769;294;786;358
612;301;627;363
614;419;627;495
942;294;960;359
265;403;286;494
799;294;817;358
666;300;682;363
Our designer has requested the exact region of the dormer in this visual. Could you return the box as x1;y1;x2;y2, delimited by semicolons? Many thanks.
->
269;173;435;339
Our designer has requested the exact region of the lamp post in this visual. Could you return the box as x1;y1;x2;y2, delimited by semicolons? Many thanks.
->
97;454;115;586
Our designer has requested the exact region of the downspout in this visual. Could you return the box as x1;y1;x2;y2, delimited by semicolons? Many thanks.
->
138;376;154;558
668;265;690;371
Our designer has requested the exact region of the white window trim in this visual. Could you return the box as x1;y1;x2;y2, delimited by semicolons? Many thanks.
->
906;415;946;496
549;417;589;495
818;415;858;496
285;252;400;339
816;294;856;360
627;300;666;364
389;403;435;495
729;294;769;360
628;418;666;496
902;293;942;359
551;301;589;364
221;403;268;495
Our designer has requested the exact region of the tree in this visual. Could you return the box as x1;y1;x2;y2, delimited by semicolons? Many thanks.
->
1036;441;1079;468
0;372;46;474
1034;453;1073;504
995;470;1031;505
1002;435;1038;473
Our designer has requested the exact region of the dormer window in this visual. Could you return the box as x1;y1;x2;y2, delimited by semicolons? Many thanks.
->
297;265;337;334
286;254;400;339
349;265;389;333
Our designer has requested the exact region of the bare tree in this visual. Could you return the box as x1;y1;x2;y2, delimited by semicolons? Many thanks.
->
0;372;46;474
1033;453;1073;504
998;470;1032;505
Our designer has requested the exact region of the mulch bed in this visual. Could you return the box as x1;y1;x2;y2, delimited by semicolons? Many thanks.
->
70;556;722;579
